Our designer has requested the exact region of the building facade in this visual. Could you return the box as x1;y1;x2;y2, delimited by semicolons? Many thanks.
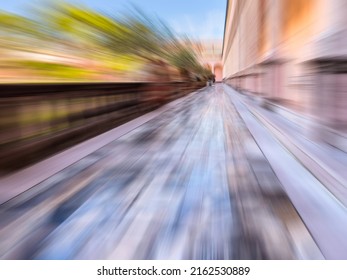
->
222;0;347;145
194;40;223;82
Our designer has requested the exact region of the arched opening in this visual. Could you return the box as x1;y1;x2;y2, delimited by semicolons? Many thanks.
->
213;63;223;82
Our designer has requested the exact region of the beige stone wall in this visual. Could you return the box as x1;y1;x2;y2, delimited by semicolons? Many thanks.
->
222;0;347;132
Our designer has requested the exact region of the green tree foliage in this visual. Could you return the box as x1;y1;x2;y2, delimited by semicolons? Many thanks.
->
0;2;213;81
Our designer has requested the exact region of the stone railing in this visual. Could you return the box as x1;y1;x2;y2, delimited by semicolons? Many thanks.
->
0;81;204;172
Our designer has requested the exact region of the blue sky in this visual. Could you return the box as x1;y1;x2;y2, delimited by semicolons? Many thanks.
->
0;0;227;41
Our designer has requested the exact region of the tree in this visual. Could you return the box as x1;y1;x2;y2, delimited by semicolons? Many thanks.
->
0;3;212;82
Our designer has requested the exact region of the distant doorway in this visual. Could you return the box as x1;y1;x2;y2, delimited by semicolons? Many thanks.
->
214;64;223;82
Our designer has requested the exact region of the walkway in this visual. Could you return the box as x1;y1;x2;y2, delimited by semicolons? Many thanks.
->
0;84;332;259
